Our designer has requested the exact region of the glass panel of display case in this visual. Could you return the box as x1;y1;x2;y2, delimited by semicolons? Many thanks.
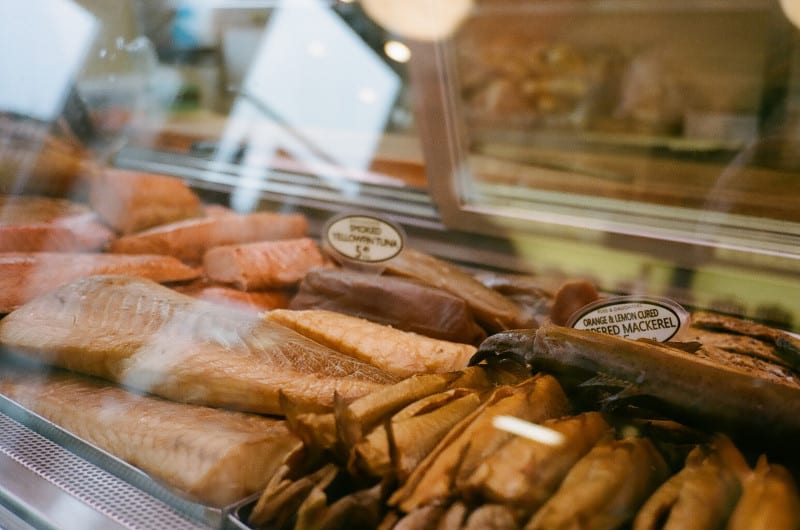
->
413;0;800;330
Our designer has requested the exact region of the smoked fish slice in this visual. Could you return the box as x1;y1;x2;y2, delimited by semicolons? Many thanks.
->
290;267;487;345
725;455;800;530
633;435;745;530
0;368;303;507
462;411;611;510
389;375;570;513
476;323;800;441
266;309;476;378
391;390;484;483
462;504;520;530
88;168;203;234
524;437;670;530
0;252;200;313
108;211;308;263
0;275;396;415
382;247;535;333
204;238;325;290
0;194;114;252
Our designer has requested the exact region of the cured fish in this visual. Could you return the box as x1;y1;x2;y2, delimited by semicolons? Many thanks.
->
108;211;308;263
172;280;291;312
523;437;669;530
204;238;325;290
389;375;570;512
0;367;304;507
0;252;200;313
0;194;113;252
383;247;535;333
474;323;800;441
89;168;203;234
266;309;476;378
0;275;397;415
290;267;487;344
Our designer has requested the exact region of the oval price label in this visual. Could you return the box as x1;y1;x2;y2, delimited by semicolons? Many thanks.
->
324;214;405;264
566;296;688;342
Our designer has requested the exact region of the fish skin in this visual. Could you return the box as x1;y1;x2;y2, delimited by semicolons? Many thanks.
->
524;437;670;530
633;436;745;530
0;368;303;507
290;267;487;345
0;252;200;313
477;323;800;441
0;275;396;415
383;247;535;333
389;375;570;513
462;411;611;510
725;455;800;530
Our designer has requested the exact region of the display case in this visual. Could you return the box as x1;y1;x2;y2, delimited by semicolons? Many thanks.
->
1;1;800;529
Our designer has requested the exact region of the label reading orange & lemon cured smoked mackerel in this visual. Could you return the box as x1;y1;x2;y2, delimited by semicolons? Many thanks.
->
566;296;688;342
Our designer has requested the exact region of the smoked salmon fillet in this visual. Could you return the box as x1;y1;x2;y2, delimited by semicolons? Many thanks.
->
108;211;308;263
0;194;114;252
0;275;397;415
89;168;203;234
0;367;304;506
0;252;200;313
173;279;292;312
265;309;477;378
204;237;325;290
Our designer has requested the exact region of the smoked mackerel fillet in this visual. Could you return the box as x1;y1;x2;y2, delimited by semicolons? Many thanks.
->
0;275;397;415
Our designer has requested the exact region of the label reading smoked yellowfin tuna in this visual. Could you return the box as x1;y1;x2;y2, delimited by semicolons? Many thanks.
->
566;296;688;342
324;213;405;264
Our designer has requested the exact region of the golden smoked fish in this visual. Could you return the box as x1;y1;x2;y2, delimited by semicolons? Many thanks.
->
0;275;396;415
0;368;303;506
726;455;800;530
266;309;476;378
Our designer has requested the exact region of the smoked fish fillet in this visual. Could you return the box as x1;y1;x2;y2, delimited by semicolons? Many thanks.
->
89;168;203;234
0;194;114;252
0;275;397;415
0;368;303;506
0;252;200;313
265;308;476;378
173;280;291;312
108;211;308;263
204;238;325;290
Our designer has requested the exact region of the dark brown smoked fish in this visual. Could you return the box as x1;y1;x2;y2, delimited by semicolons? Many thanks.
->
473;323;800;441
0;275;396;415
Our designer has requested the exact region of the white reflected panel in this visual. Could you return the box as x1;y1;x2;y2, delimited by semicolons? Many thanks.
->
242;0;400;169
0;1;97;120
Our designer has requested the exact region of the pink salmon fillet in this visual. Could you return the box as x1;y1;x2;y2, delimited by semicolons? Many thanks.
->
108;211;308;263
89;168;203;234
0;367;303;506
173;280;292;312
0;252;200;313
204;238;325;290
0;275;397;415
0;194;114;252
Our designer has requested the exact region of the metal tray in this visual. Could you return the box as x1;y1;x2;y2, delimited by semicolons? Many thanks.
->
0;388;248;530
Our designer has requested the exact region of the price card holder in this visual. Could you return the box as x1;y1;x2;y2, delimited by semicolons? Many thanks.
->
566;296;689;342
322;212;406;270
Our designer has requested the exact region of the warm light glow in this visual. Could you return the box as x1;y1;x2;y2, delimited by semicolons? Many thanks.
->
781;0;800;29
384;40;411;63
492;415;565;446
